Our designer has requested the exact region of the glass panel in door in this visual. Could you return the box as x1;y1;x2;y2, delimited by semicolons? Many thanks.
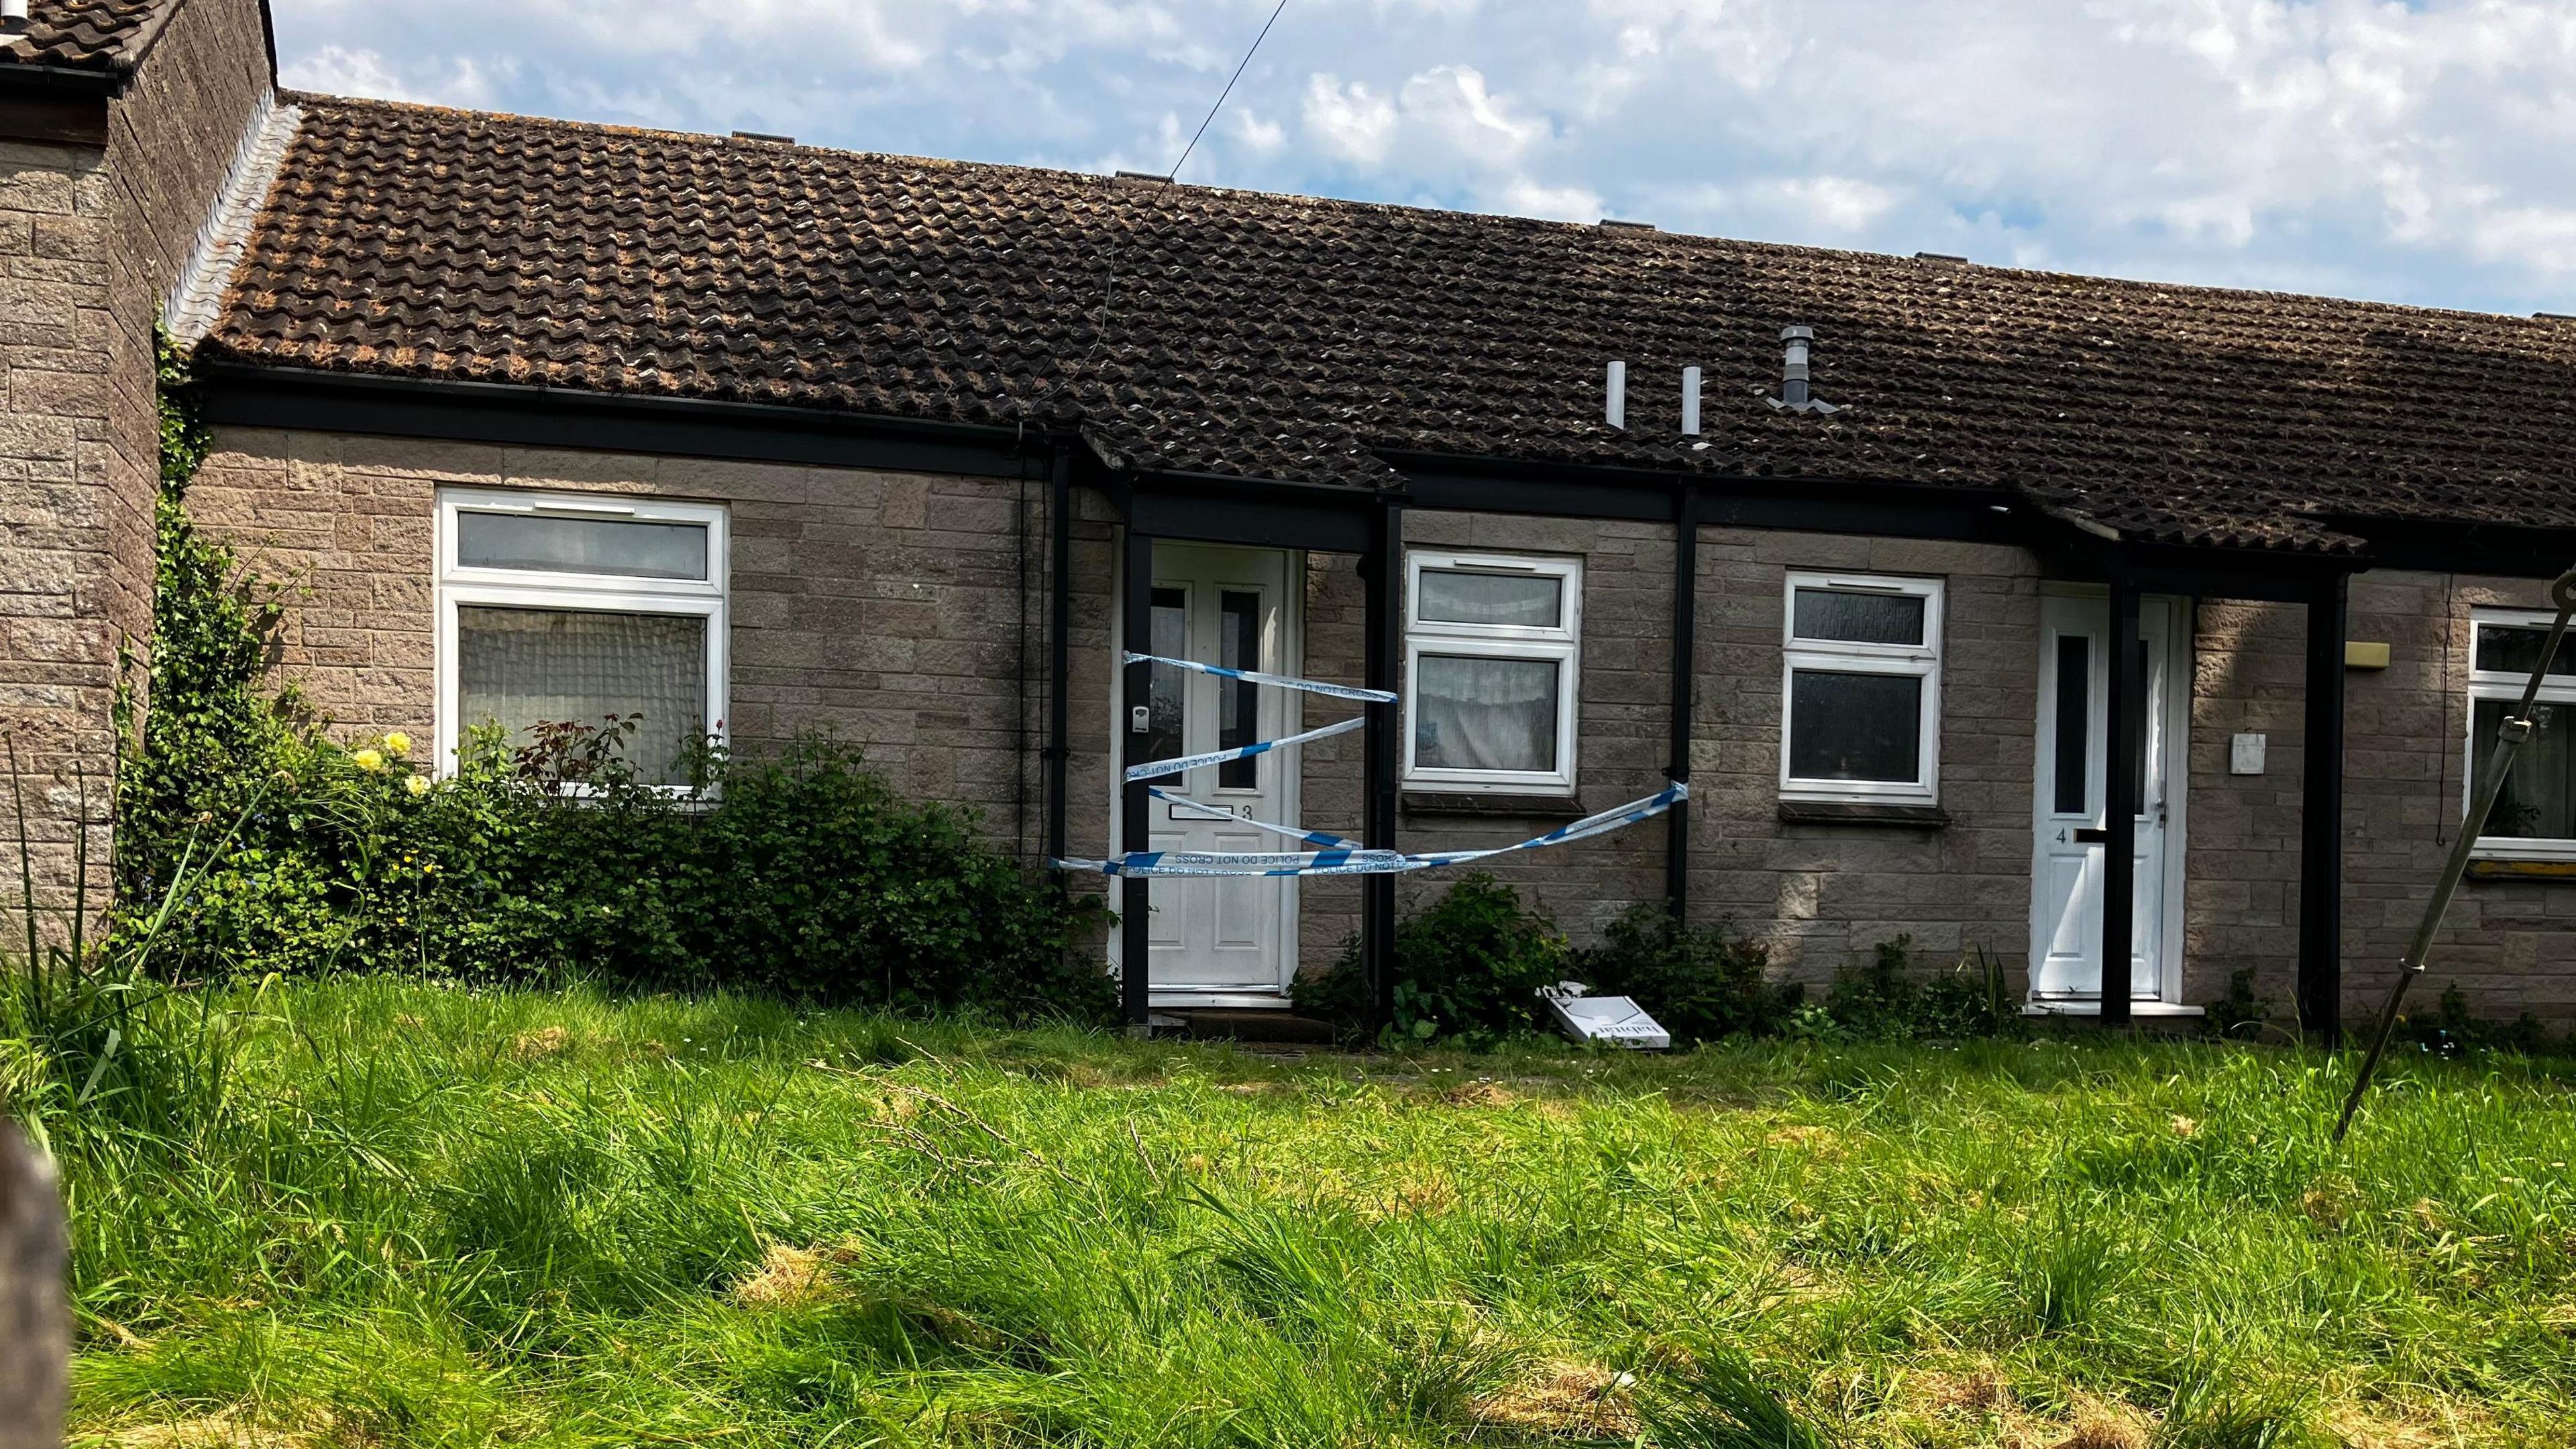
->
1218;590;1261;790
1144;588;1187;768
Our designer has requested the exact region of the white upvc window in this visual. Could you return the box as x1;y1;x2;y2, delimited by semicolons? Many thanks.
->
435;488;729;786
1779;572;1944;804
1403;550;1582;792
2467;608;2576;861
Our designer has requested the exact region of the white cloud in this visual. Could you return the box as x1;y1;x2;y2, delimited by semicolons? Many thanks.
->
279;44;504;108
265;0;2576;313
1233;109;1289;153
1502;178;1603;221
1303;75;1398;164
1768;176;1900;233
1395;64;1548;160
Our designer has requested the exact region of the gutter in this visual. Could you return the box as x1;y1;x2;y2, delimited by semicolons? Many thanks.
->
188;358;1054;479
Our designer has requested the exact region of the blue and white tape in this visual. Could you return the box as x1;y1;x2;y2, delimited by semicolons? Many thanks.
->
1124;653;1397;704
1149;787;1362;849
1055;782;1688;879
1061;847;1415;879
1123;716;1362;784
1405;782;1688;869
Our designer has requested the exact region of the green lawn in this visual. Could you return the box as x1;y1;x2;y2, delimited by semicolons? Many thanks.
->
40;980;2576;1448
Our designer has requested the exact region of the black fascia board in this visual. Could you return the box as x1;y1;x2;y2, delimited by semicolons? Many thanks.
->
1125;468;1381;553
2314;515;2576;580
191;361;1041;478
0;64;114;145
0;63;121;95
1387;447;2036;545
2041;537;2359;603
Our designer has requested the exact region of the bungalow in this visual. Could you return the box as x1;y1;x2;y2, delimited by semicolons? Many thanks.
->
8;0;2575;1034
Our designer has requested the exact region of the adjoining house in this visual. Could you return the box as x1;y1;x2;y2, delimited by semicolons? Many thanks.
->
9;0;2575;1033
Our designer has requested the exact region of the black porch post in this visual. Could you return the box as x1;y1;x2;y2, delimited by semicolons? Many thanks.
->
2101;565;2141;1027
2299;571;2350;1046
1665;489;1698;920
1363;498;1403;1035
1120;527;1155;1031
1044;447;1073;867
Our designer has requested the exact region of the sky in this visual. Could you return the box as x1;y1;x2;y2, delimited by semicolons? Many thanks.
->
269;0;2576;318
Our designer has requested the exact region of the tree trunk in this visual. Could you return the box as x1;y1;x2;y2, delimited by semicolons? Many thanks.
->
0;1124;66;1449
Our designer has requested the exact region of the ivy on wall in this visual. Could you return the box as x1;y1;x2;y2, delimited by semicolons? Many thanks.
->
112;335;306;904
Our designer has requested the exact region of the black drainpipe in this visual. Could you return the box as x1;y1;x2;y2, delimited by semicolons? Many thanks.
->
1665;483;1698;918
1044;444;1073;869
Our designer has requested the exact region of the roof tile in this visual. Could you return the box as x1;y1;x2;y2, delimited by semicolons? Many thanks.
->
201;95;2576;554
0;0;177;71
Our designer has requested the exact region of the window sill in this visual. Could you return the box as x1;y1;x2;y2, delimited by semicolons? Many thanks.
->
2465;857;2576;881
1402;790;1589;819
1776;800;1949;829
2022;1001;2206;1019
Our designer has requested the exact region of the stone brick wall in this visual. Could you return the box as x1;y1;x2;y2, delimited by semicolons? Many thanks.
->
178;423;2576;1018
0;135;117;909
186;429;1082;864
0;0;271;918
99;0;275;673
2190;570;2576;1029
1295;518;2044;995
1684;531;2042;990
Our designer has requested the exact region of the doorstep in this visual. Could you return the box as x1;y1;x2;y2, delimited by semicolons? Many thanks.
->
1165;1009;1343;1045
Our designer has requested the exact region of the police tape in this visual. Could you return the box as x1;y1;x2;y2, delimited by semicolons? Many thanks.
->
1054;782;1688;879
1123;716;1363;784
1149;786;1362;849
1123;652;1397;704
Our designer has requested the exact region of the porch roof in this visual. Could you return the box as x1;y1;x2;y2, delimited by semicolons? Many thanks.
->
199;93;2576;559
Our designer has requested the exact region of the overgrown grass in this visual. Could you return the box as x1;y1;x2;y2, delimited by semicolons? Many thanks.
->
32;979;2576;1447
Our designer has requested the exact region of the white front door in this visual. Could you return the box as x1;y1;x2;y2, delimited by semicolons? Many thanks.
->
1113;543;1301;1000
2029;591;2188;1006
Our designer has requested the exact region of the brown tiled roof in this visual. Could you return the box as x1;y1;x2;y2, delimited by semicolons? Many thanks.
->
0;0;180;71
203;94;2576;555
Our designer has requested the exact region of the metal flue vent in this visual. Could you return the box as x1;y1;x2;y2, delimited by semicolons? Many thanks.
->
1767;325;1843;415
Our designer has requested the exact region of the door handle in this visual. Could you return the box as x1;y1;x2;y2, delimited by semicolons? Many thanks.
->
2072;827;2108;844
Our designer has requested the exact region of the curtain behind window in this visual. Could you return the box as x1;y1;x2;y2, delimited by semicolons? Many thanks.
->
458;606;708;783
1414;654;1558;774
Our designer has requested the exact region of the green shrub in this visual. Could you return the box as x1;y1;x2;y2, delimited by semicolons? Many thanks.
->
2396;983;2559;1058
2206;967;2275;1040
1569;904;1799;1046
129;721;1110;1022
1823;936;2019;1042
1293;873;1566;1047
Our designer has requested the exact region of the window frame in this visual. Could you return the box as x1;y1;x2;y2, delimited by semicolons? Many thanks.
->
1401;549;1584;793
2466;607;2576;861
434;487;730;783
1778;571;1945;804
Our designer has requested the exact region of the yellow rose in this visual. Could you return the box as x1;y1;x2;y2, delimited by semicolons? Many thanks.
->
384;731;413;757
353;748;386;773
405;774;431;798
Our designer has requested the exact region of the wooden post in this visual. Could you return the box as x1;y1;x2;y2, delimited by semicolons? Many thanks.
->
1666;489;1698;920
0;1123;67;1449
2101;568;2141;1027
1363;498;1403;1036
2299;572;2351;1047
1121;528;1155;1032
